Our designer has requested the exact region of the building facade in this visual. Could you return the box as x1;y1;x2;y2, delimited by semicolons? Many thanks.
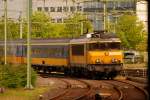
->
32;0;84;23
83;0;136;31
32;0;137;31
0;0;148;31
0;0;27;20
136;0;148;31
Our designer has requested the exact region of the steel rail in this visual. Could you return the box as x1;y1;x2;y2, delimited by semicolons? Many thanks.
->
103;81;123;100
73;79;93;100
114;80;149;100
48;79;71;100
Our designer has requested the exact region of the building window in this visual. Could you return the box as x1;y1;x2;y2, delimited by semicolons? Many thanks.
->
77;6;82;11
44;7;49;12
63;6;69;12
51;19;55;23
70;6;76;12
37;7;42;11
50;7;55;12
57;7;62;12
63;18;68;23
57;18;62;23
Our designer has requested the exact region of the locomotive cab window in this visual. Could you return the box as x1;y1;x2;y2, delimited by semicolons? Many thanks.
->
107;42;121;49
71;44;84;56
89;43;106;50
89;42;121;50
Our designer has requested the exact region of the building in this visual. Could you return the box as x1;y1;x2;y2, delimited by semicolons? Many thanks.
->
0;0;147;31
136;0;148;31
32;0;137;31
0;0;27;20
32;0;84;23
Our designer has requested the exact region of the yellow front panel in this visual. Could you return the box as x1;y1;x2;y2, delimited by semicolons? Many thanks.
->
71;56;86;64
88;50;123;64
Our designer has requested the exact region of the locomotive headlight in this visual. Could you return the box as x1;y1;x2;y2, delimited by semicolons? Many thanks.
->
95;59;101;64
112;58;118;63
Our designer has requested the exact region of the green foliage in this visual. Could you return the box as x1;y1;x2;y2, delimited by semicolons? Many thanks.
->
115;15;145;50
23;11;53;38
0;19;20;40
64;13;93;38
0;64;37;88
31;12;53;38
50;24;66;38
0;12;93;39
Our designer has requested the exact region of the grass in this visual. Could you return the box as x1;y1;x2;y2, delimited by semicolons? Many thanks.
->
0;86;50;100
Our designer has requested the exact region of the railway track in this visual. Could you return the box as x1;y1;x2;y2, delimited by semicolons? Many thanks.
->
103;80;148;100
39;76;93;100
38;73;148;100
50;79;92;100
48;79;71;100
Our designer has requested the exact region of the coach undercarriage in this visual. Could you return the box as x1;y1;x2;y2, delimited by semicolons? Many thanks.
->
32;64;122;79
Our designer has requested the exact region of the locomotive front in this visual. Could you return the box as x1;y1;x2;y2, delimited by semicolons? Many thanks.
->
87;38;123;78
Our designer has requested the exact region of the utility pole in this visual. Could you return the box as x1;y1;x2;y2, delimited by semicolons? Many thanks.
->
103;0;107;33
113;0;116;33
19;11;23;39
26;0;33;89
80;21;83;35
4;0;7;65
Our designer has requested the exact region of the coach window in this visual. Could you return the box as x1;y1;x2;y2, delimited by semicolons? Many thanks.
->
72;44;84;56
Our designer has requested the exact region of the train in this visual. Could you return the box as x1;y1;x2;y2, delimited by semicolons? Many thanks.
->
0;32;123;79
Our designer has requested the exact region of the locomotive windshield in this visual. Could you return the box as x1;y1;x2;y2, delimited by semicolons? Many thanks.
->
89;42;121;50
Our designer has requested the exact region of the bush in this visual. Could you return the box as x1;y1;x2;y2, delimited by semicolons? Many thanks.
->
0;64;37;88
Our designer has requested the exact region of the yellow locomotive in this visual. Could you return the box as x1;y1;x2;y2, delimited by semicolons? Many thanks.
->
70;36;123;79
0;33;123;79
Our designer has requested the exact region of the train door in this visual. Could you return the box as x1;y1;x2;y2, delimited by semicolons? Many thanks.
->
70;44;86;67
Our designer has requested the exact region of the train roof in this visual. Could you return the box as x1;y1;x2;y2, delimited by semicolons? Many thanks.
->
70;37;121;44
0;35;121;45
0;38;71;45
70;32;121;44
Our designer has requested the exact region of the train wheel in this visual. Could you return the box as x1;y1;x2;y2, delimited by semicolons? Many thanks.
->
70;68;74;77
43;67;49;74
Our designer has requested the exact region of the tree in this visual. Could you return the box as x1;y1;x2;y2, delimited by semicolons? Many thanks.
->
0;12;93;39
114;15;145;50
63;13;93;38
0;18;20;40
23;11;55;38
